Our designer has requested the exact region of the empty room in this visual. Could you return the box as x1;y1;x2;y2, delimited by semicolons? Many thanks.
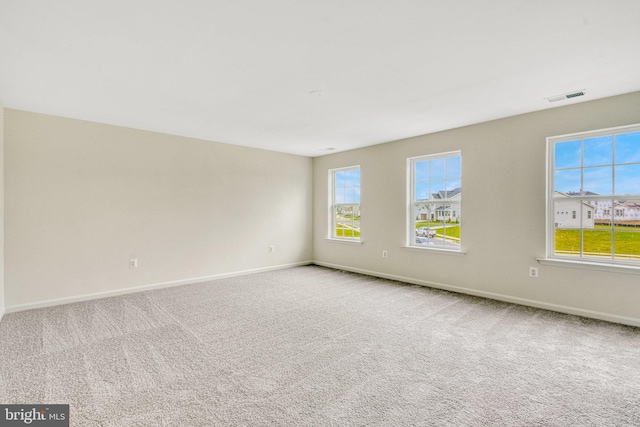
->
1;1;639;426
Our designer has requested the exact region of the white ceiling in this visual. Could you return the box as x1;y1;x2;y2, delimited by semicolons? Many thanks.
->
1;1;639;157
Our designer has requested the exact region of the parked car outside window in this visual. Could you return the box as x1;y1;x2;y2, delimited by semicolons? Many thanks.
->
416;227;436;238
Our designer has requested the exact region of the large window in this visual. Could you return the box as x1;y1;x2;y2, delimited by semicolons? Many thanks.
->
330;166;361;240
408;151;461;250
548;124;640;266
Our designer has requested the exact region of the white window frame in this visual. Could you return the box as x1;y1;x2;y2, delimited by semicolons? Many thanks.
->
407;151;462;252
329;166;361;241
545;123;640;269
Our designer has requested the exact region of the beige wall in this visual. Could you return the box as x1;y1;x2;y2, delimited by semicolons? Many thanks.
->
0;100;4;319
3;92;639;324
313;92;640;325
5;110;313;308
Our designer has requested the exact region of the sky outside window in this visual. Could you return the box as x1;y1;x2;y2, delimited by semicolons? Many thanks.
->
554;131;640;195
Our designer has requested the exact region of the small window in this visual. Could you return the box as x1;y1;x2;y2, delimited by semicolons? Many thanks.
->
329;166;361;240
548;124;640;266
408;151;461;250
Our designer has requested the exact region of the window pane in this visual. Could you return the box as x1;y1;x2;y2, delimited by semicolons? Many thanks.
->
446;156;461;179
446;200;462;249
553;198;589;257
593;199;613;226
414;203;435;224
345;169;360;186
450;201;461;223
414;204;436;247
614;221;640;262
334;206;345;237
430;158;445;179
445;179;461;194
583;229;612;260
414;203;424;222
615;164;640;195
583;202;595;227
612;199;640;224
427;203;446;248
615;131;640;164
554;228;580;257
430;180;445;199
553;199;582;230
335;171;345;187
415;160;429;181
350;206;361;238
583;166;612;195
335;187;345;204
555;140;582;169
415;181;430;201
554;169;581;194
345;187;357;203
583;136;612;167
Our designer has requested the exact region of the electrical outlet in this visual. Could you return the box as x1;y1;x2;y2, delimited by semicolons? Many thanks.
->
529;266;538;278
129;258;138;268
269;245;275;253
382;250;388;258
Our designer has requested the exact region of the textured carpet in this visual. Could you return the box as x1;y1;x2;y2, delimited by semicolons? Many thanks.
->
1;265;639;426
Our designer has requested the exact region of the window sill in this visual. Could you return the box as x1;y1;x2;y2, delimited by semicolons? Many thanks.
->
402;245;466;256
537;257;640;275
325;238;364;245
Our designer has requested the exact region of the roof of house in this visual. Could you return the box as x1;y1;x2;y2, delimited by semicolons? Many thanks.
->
554;191;595;208
431;188;461;200
619;200;640;209
560;192;640;209
566;191;599;196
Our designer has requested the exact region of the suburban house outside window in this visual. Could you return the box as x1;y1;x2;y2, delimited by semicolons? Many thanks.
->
408;151;461;250
330;166;361;240
547;124;640;266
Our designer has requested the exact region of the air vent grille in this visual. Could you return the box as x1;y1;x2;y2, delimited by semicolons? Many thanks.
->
545;89;587;103
565;91;585;99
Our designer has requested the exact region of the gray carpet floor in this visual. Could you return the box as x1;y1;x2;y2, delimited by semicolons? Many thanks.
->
1;265;639;426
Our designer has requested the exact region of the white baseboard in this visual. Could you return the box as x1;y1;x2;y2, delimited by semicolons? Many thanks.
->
6;260;639;328
5;261;314;314
314;261;640;328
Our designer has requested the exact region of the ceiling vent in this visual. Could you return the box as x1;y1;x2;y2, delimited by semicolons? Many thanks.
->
545;90;586;103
